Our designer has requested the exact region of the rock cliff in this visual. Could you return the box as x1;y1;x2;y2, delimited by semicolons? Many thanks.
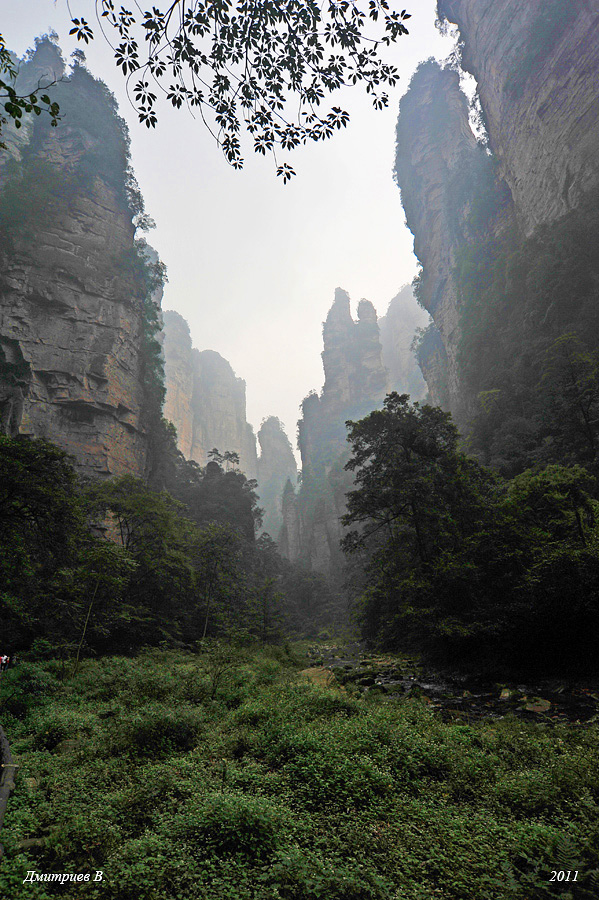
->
394;61;501;412
256;417;298;539
0;41;160;478
282;289;389;572
162;310;258;478
438;0;599;235
396;2;599;415
378;284;429;401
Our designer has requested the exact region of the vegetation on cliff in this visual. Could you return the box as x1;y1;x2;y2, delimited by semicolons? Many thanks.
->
456;190;599;476
0;41;153;251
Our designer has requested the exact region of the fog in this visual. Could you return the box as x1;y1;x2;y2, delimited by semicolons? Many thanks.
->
2;0;454;449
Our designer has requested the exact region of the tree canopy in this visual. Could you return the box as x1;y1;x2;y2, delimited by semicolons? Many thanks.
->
342;394;599;673
66;0;410;179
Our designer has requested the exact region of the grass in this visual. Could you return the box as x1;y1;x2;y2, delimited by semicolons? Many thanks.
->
0;644;598;899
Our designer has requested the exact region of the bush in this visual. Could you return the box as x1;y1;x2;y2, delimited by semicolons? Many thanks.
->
179;793;284;859
267;848;391;900
114;704;203;758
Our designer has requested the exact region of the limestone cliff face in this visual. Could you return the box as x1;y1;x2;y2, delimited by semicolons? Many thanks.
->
161;311;195;458
282;289;388;572
397;3;599;414
394;61;500;412
162;311;258;478
0;43;157;478
192;349;258;479
438;0;599;235
378;284;429;401
256;417;298;539
321;288;389;410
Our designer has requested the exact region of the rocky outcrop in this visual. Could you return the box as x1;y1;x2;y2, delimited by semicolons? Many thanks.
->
396;4;599;414
394;61;502;412
321;288;389;410
283;289;389;572
162;311;258;478
161;311;195;458
378;284;429;401
257;417;298;538
438;0;599;235
192;349;258;478
0;42;158;479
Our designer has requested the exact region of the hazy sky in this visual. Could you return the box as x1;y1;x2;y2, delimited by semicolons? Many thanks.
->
2;1;455;453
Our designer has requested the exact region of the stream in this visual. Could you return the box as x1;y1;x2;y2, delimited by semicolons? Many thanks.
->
305;643;599;725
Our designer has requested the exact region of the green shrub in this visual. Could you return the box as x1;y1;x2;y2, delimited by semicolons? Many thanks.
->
114;704;203;758
179;793;284;859
267;848;391;900
32;708;93;751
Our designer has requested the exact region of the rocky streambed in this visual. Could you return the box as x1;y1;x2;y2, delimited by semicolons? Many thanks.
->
304;643;599;725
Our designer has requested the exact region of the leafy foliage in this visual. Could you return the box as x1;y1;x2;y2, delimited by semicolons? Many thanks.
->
0;435;335;658
0;436;135;661
0;34;60;147
342;394;599;672
1;647;598;899
68;1;411;177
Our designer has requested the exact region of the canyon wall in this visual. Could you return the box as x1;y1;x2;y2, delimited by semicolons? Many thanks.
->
438;0;599;235
162;310;258;479
397;1;599;416
394;60;505;413
0;41;159;479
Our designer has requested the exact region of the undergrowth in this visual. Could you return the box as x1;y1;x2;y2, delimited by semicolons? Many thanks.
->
0;646;598;899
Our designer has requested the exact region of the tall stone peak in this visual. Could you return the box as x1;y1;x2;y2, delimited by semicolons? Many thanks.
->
437;0;599;234
395;3;599;417
357;299;377;323
258;417;297;476
0;39;158;479
323;288;353;335
15;36;66;95
162;312;257;478
321;288;388;411
286;288;390;572
394;59;503;411
257;417;298;539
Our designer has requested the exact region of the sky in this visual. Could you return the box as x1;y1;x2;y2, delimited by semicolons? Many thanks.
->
2;0;456;454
